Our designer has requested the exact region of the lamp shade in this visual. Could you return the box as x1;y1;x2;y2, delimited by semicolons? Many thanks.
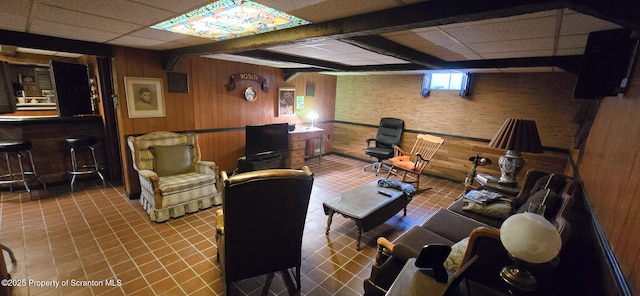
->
488;119;543;153
500;212;561;264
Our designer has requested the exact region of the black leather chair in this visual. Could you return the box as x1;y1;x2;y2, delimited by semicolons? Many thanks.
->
364;118;404;175
215;166;314;295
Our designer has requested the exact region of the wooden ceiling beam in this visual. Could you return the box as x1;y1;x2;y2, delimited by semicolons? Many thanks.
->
341;35;446;69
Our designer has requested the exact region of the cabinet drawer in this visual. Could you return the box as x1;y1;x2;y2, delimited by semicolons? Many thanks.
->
290;149;305;158
290;140;306;150
305;131;324;139
290;133;305;142
290;155;305;168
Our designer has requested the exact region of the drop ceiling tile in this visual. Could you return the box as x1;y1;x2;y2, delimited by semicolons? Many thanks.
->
131;0;212;13
442;16;557;43
383;26;437;37
274;46;335;58
467;38;554;54
437;53;483;61
313;41;368;54
169;36;213;47
560;13;621;35
414;44;476;57
556;48;585;56
133;28;200;42
33;3;142;34
29;19;121;43
480;50;554;59
0;0;31;16
441;10;559;28
109;35;175;48
557;35;589;49
0;12;27;31
384;30;461;48
281;0;412;23
37;0;175;26
204;53;314;68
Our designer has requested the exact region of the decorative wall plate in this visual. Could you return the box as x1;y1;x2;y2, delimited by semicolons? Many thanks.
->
244;87;257;102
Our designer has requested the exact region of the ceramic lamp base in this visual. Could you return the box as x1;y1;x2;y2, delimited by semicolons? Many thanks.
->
498;150;525;186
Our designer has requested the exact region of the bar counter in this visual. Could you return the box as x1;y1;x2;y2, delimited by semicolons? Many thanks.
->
0;115;106;185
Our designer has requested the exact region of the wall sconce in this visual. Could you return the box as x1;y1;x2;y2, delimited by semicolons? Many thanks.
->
499;212;562;293
308;111;319;128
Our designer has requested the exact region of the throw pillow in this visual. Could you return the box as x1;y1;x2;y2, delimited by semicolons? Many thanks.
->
149;145;193;177
462;200;512;219
444;237;469;272
517;189;561;219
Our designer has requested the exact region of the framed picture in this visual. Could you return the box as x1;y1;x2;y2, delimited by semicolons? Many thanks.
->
278;87;295;116
125;77;165;118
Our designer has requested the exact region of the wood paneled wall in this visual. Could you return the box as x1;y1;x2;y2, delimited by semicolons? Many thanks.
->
112;47;336;195
576;50;640;295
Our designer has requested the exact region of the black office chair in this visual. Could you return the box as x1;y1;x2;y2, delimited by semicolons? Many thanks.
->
364;118;404;175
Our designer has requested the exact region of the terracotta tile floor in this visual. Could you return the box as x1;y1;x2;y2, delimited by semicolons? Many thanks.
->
0;154;464;295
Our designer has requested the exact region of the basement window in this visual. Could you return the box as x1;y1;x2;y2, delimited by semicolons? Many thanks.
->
430;72;463;90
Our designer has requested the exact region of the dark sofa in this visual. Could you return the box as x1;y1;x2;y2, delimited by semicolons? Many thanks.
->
364;170;576;295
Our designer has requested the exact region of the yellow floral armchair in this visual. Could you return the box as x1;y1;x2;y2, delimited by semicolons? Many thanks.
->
127;131;221;222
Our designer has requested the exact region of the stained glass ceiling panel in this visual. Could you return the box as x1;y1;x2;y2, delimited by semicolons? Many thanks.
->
151;0;311;41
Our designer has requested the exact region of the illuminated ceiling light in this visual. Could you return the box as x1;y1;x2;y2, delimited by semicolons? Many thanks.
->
151;0;311;41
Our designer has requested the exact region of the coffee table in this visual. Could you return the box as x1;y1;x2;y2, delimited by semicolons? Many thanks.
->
323;180;410;250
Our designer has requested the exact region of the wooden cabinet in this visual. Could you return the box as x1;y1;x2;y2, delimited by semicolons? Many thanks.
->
287;127;324;169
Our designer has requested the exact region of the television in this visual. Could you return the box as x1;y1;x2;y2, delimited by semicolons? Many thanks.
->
245;123;289;159
50;60;94;117
573;29;638;99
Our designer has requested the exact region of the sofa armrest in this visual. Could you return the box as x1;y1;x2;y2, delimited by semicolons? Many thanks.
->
375;237;395;266
137;169;159;180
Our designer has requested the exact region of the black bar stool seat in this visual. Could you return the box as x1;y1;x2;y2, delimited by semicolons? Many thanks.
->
0;139;46;199
65;136;105;191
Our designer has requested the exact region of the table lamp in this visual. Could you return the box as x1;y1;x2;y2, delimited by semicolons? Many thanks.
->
499;212;562;292
488;119;543;186
308;111;319;128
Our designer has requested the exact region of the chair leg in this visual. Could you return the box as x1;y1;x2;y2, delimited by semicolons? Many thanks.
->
261;273;275;295
89;146;106;188
363;161;381;174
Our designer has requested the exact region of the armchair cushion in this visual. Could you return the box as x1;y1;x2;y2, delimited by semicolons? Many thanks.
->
150;144;193;177
444;237;469;272
158;172;216;196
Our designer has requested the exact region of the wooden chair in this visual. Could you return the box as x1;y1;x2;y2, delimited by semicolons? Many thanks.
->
385;134;444;190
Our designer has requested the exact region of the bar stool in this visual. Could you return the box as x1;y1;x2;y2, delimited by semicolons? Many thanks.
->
65;136;105;192
0;139;46;199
